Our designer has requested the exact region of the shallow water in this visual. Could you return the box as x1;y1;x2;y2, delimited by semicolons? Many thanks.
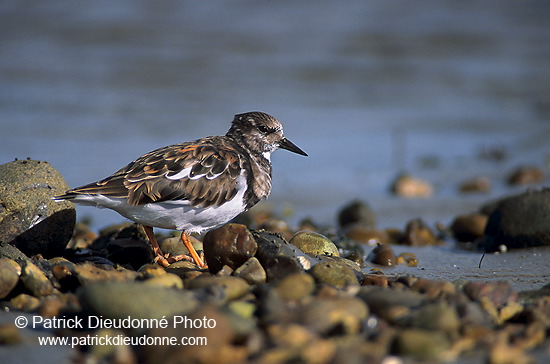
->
1;1;550;289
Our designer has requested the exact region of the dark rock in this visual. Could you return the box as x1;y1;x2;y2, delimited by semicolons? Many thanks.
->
0;241;30;262
338;200;376;228
481;189;550;251
289;230;340;257
367;244;397;266
203;223;257;274
358;286;424;323
253;230;308;281
105;237;154;270
0;159;75;258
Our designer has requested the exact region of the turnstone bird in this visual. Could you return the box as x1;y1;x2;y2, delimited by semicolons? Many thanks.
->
54;111;307;267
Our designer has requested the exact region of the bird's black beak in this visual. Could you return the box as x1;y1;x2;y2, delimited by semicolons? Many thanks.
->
279;138;308;156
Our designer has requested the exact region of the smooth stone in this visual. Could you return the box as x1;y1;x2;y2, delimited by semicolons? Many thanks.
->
0;258;20;299
403;218;441;246
481;189;550;251
142;273;184;289
203;223;257;274
185;276;249;301
289;230;340;257
233;257;267;285
273;272;315;300
79;281;199;319
463;281;517;308
393;328;451;360
358;287;424;322
390;173;433;198
159;234;203;257
458;176;491;193
411;278;456;299
397;252;418;267
507;165;544;186
308;260;359;289
338;200;376;228
253;230;308;281
0;159;75;258
74;263;139;286
409;302;461;333
367;244;397;266
451;213;488;242
141;304;247;364
20;260;54;297
298;297;369;335
0;241;31;262
342;224;390;246
10;293;41;311
105;237;154;270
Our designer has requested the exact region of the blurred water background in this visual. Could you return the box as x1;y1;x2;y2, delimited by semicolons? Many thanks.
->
2;0;550;232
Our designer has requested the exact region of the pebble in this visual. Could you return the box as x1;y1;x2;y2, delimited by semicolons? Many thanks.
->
20;260;54;297
458;176;491;193
142;272;184;289
0;258;20;299
409;302;461;333
0;159;75;258
254;230;308;280
393;328;451;361
481;188;550;251
273;272;315;300
450;213;488;242
507;165;544;186
337;200;376;228
390;173;433;198
203;223;257;274
233;257;267;285
79;281;199;320
74;262;139;285
342;224;390;246
396;252;418;267
297;296;368;335
289;230;340;257
402;218;440;246
185;276;250;301
367;244;397;266
309;260;359;289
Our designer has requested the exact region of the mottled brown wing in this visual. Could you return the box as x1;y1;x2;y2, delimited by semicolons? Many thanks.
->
67;137;243;208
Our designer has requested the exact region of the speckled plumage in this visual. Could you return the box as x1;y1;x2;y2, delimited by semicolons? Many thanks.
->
54;111;307;267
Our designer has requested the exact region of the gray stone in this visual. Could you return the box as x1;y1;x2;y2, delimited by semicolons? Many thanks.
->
0;160;75;258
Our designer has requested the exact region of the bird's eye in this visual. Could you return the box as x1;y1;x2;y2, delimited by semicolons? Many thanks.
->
257;125;274;134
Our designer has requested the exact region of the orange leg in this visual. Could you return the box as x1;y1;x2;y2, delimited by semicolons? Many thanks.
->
143;226;205;268
180;231;206;268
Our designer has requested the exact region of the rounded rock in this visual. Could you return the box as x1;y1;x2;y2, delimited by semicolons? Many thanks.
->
309;260;359;289
203;223;257;274
367;244;397;266
0;159;75;258
233;257;267;285
273;272;315;300
390;173;433;198
481;189;550;251
79;281;199;319
451;213;488;242
338;200;376;228
342;224;390;246
0;258;20;299
289;230;340;257
403;218;440;246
